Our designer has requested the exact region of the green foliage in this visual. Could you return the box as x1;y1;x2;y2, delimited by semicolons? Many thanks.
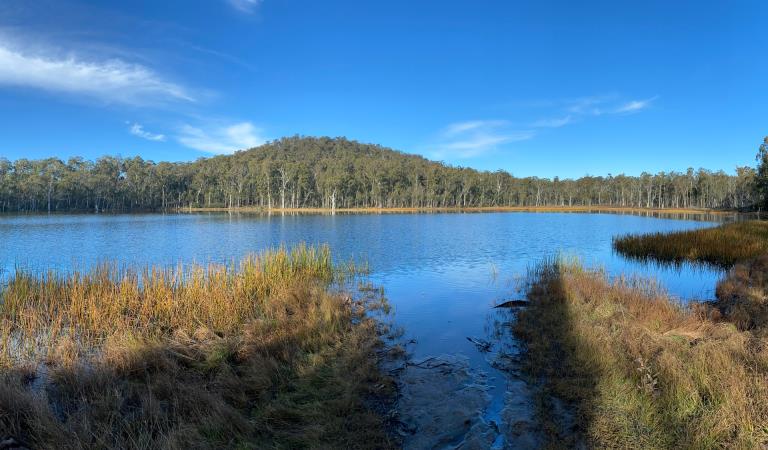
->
0;136;757;212
754;137;768;208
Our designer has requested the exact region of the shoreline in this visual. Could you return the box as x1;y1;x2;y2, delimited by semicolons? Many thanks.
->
0;246;399;448
512;259;768;447
178;205;734;216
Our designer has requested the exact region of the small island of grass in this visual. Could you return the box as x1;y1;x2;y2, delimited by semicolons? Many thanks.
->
613;220;768;268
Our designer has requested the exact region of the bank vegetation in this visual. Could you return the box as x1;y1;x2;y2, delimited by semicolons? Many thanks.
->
0;245;396;449
515;259;768;448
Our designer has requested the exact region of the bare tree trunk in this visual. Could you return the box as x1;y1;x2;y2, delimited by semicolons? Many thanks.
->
47;180;53;213
278;167;288;209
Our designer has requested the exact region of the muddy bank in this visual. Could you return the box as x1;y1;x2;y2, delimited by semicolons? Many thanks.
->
390;306;548;449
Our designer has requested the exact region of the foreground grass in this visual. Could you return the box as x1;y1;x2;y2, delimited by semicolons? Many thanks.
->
613;220;768;268
514;259;768;448
0;245;396;449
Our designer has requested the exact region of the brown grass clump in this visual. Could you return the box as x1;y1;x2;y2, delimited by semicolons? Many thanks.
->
514;258;768;448
0;244;397;449
613;220;768;268
715;254;768;332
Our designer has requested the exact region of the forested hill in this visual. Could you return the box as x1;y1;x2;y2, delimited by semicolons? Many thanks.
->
0;135;757;212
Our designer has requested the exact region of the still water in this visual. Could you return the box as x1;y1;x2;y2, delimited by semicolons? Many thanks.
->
0;211;723;359
0;212;723;445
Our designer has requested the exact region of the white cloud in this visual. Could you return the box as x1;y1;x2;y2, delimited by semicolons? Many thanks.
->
563;96;612;115
433;120;534;158
531;115;573;128
563;95;658;117
614;96;658;114
228;0;262;13
129;123;166;142
432;95;657;159
0;42;193;105
178;121;266;154
444;120;509;136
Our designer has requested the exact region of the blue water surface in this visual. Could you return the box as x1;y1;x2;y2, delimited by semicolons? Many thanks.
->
0;211;724;417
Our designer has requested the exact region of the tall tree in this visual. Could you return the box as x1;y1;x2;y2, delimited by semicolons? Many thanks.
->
755;136;768;208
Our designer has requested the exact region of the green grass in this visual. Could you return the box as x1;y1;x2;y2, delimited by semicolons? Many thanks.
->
514;259;768;448
0;245;397;449
613;220;768;268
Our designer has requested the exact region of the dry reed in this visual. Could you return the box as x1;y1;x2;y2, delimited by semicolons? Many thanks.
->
0;244;396;449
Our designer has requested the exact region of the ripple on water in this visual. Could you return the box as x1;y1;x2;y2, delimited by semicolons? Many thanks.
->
0;212;726;447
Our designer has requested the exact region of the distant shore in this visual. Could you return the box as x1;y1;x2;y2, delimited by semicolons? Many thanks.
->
179;205;735;216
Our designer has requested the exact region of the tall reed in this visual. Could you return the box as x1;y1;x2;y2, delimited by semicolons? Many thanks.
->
0;244;396;449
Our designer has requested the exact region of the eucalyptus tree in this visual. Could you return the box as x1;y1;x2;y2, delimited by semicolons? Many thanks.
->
0;136;759;212
755;137;768;208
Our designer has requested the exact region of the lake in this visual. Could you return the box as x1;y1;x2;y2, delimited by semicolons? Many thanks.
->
0;211;725;447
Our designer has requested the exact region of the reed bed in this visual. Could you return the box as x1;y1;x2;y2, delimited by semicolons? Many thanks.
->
515;258;768;448
613;220;768;268
0;244;396;449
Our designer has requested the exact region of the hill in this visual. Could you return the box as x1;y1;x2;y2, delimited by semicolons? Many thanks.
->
0;136;755;212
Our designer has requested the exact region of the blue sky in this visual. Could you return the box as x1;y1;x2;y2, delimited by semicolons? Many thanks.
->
0;0;765;178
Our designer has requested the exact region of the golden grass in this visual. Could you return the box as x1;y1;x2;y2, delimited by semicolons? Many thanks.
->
614;220;768;268
0;244;397;449
716;254;768;332
514;259;768;448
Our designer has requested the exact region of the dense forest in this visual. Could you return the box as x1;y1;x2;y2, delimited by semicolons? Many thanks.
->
0;136;760;212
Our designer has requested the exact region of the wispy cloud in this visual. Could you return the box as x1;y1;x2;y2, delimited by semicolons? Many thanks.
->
228;0;263;13
0;41;193;105
432;120;534;158
443;120;510;136
531;115;573;128
564;95;658;116
565;95;614;115
128;122;166;142
614;96;658;114
531;95;657;128
178;121;266;154
187;44;259;72
432;95;657;159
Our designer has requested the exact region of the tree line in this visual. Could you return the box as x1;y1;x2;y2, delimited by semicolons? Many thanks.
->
0;136;761;213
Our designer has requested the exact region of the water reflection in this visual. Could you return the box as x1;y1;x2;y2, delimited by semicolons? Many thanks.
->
0;211;726;447
0;211;724;316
